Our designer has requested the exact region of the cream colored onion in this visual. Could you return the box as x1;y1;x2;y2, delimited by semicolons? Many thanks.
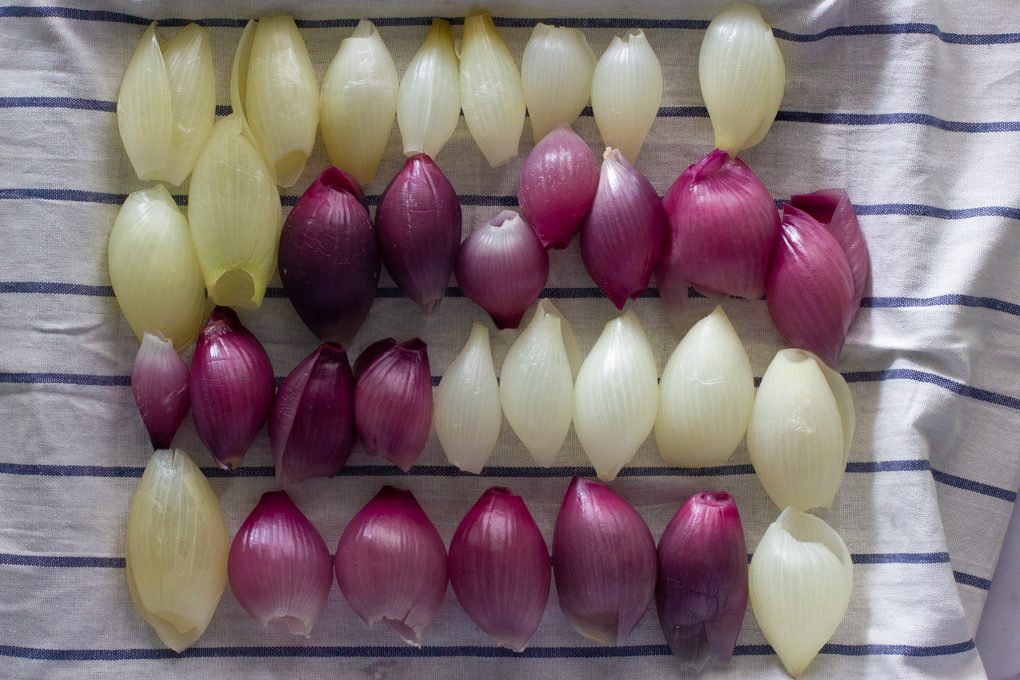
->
747;349;854;511
749;508;853;677
188;114;282;310
590;31;662;162
108;184;206;350
231;15;318;187
699;2;786;155
499;300;578;466
574;310;658;481
126;449;229;652
117;22;215;185
459;11;526;167
321;20;399;185
397;18;461;159
655;305;753;466
435;322;502;474
521;23;595;142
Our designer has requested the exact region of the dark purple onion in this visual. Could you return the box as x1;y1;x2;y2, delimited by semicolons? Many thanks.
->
131;332;190;449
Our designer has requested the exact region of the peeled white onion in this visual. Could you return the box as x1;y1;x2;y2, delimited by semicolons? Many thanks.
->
521;23;595;142
590;31;662;162
397;18;461;159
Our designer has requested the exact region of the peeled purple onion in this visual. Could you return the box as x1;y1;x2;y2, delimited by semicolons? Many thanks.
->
553;477;656;644
766;204;857;368
354;338;432;471
131;332;190;449
376;153;462;313
581;147;667;309
456;210;550;329
449;487;551;651
228;491;333;636
270;342;357;487
656;491;748;670
189;307;275;470
335;486;448;646
517;124;599;249
278;167;379;345
658;149;781;314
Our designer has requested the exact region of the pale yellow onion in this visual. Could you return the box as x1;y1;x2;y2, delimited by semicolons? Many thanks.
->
747;349;853;511
159;24;216;185
188;114;282;309
397;18;461;159
499;300;576;466
699;2;786;155
321;20;399;185
117;24;173;181
232;15;318;187
126;449;229;652
459;11;526;167
521;23;595;142
654;305;753;466
749;508;853;677
573;310;658;481
108;184;205;350
590;31;662;162
435;322;502;473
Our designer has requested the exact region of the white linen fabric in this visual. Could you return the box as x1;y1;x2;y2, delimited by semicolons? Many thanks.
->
0;1;1017;678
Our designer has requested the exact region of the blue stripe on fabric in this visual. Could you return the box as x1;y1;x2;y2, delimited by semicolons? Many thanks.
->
860;294;1020;317
954;571;993;590
850;552;949;565
0;372;129;386
772;22;1020;45
853;203;1020;220
0;96;115;112
930;469;1018;502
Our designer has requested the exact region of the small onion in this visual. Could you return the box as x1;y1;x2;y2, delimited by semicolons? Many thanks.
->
131;332;190;450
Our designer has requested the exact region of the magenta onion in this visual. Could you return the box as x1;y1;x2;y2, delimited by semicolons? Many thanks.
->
449;487;551;651
228;491;333;636
354;338;432;471
131;332;190;449
658;149;781;312
278;167;378;344
335;486;448;646
456;210;549;329
767;204;857;367
581;147;667;309
270;342;357;487
376;153;462;313
189;307;275;469
656;491;748;669
553;477;656;644
517;124;599;249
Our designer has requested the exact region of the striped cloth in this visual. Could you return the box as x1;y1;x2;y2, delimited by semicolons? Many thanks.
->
1;1;1018;678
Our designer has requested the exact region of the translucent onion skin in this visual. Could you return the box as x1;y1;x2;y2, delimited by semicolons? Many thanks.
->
132;332;190;450
449;487;551;652
397;18;461;159
228;491;333;636
354;338;433;472
279;167;378;344
766;205;857;368
517;124;599;250
521;24;596;142
590;31;663;162
456;210;550;329
270;342;357;487
659;149;781;306
126;449;228;652
553;477;656;644
189;307;275;470
656;491;748;670
376;154;462;313
335;486;449;646
581;148;667;310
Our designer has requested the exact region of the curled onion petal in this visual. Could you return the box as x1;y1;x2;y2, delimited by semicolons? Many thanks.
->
354;338;432;472
456;210;549;329
398;18;461;159
659;149;780;304
270;342;357;487
767;205;856;368
228;491;332;636
449;487;551;651
376;154;462;313
336;486;448;646
279;167;378;344
189;307;275;470
656;491;748;670
581;148;667;309
553;477;656;644
353;337;396;379
521;24;595;142
517;124;599;250
132;332;190;450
